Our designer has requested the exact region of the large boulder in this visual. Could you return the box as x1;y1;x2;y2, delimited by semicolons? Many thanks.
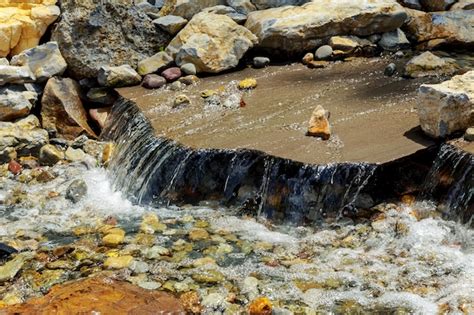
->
52;0;171;80
10;41;67;83
0;115;49;158
42;77;97;139
417;71;474;138
245;0;407;53
0;1;60;57
166;12;257;73
403;9;474;49
0;84;40;121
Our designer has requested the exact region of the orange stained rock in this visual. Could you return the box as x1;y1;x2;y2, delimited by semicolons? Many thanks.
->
1;276;185;315
248;297;272;315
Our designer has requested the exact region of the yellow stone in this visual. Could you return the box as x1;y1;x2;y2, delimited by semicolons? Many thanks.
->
102;233;125;247
0;2;60;57
104;255;134;269
188;228;209;241
192;257;216;267
140;213;166;234
102;142;115;166
238;78;257;90
200;89;217;98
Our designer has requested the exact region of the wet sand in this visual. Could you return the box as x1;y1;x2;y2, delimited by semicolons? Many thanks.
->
118;58;436;164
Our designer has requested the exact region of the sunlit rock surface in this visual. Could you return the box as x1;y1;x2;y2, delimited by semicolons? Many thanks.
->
245;0;407;53
0;0;60;57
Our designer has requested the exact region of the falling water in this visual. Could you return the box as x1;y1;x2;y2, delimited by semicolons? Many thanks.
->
420;143;474;225
102;98;473;226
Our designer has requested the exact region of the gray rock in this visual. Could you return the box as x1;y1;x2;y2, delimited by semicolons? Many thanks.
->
179;75;199;85
464;127;474;141
39;144;64;166
226;0;256;14
315;45;333;60
202;4;235;14
86;87;118;106
180;63;197;75
169;0;227;20
66;179;88;203
252;0;310;10
384;63;397;76
418;71;473;138
98;65;142;88
10;42;67;83
0;84;39;121
228;12;247;24
142;74;167;89
379;28;410;51
138;51;174;76
52;0;171;79
0;115;48;158
169;81;184;91
0;66;35;86
153;15;188;35
253;56;270;68
245;1;407;53
0;58;9;66
166;12;257;73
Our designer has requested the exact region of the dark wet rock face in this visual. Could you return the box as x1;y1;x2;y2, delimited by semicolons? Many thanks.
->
101;98;474;226
0;243;17;259
52;0;171;80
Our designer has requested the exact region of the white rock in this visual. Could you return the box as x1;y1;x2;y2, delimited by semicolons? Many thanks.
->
417;71;474;138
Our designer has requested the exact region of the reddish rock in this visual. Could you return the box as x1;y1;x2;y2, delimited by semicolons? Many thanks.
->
8;160;22;175
161;67;182;82
142;74;167;89
3;277;185;315
89;107;111;129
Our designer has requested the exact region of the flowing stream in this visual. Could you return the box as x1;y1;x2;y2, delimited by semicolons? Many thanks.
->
0;98;472;313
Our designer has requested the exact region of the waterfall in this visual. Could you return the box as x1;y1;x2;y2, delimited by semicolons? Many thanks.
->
420;144;474;225
102;98;473;226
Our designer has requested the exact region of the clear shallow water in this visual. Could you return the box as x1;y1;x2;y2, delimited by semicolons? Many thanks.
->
0;164;473;313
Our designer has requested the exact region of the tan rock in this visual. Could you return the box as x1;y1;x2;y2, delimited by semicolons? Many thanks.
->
104;255;134;269
39;144;63;166
188;228;210;241
403;9;474;49
306;105;331;140
102;228;126;247
2;277;185;314
166;12;257;73
0;115;48;157
245;0;406;53
417;71;474;138
137;51;174;76
41;77;97;140
405;52;459;78
0;2;60;58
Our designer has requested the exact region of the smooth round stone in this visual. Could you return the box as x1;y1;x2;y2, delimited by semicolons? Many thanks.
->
180;63;197;75
315;45;333;60
384;63;397;77
142;74;166;89
253;56;270;68
161;67;182;82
